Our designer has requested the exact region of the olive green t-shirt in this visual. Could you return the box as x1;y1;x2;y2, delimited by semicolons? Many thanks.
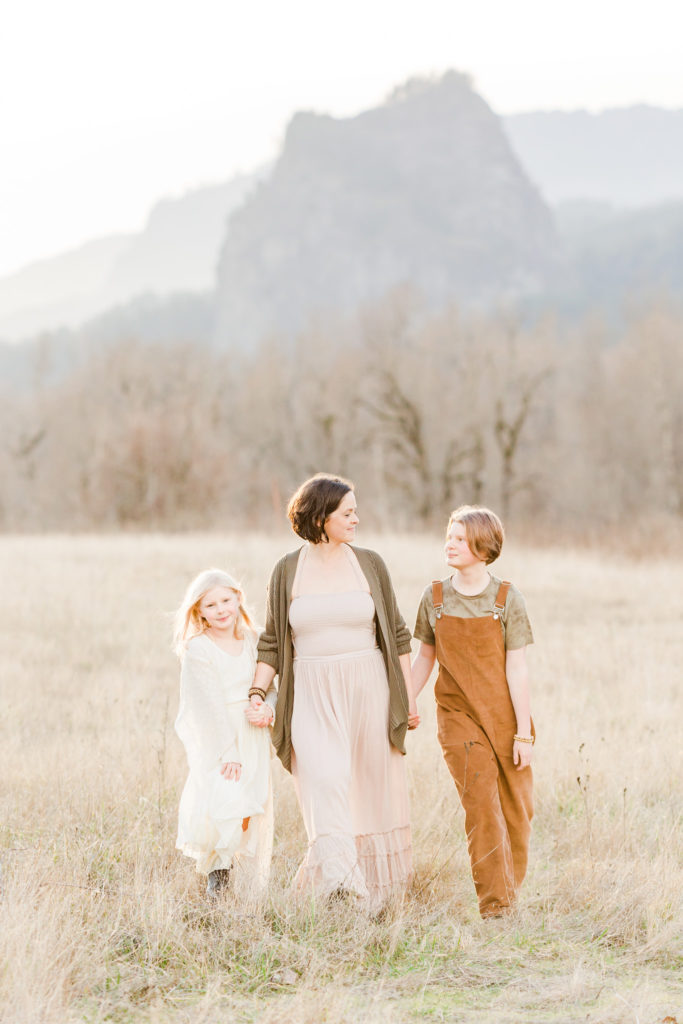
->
413;574;534;651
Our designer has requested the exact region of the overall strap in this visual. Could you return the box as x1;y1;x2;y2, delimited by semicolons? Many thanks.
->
432;580;444;619
493;581;511;620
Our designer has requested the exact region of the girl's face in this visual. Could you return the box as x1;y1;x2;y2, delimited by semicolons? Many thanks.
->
324;490;359;544
199;586;240;634
445;521;481;570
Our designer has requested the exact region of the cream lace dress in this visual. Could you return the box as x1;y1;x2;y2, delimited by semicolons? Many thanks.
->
175;632;274;893
289;544;412;906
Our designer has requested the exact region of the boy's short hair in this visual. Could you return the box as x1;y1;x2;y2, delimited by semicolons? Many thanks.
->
287;473;354;543
448;505;505;565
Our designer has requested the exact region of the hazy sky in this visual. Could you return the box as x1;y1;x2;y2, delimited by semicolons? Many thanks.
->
1;0;681;277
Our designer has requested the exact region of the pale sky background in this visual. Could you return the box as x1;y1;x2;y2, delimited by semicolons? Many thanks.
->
1;0;681;278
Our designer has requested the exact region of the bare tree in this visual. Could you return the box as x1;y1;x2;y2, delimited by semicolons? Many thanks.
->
1;291;682;535
493;368;551;520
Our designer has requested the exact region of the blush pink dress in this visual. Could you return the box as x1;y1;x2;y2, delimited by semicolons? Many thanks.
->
289;544;412;906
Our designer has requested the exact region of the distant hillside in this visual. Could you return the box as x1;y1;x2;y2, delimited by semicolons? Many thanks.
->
215;72;557;346
503;106;683;207
0;292;215;390
5;82;683;356
546;199;683;316
104;176;262;300
0;172;263;342
0;236;132;341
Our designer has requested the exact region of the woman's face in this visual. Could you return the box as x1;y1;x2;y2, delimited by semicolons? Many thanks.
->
199;586;240;634
324;490;359;544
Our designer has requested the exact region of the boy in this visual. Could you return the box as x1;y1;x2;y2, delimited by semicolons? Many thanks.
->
411;506;534;918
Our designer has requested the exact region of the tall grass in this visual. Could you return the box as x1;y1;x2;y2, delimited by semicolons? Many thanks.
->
1;533;681;1023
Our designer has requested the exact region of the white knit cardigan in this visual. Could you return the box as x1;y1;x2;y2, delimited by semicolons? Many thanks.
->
175;631;276;774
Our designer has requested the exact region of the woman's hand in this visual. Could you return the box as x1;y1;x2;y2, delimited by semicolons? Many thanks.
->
399;651;420;730
220;761;242;781
245;698;274;728
512;739;533;770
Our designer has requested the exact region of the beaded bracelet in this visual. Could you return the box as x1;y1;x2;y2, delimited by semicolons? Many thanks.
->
513;734;534;744
248;687;267;701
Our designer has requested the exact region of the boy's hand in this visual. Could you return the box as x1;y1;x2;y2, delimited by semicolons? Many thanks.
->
407;699;421;730
513;739;533;770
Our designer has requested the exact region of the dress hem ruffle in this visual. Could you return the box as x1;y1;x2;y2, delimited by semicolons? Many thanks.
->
294;823;412;906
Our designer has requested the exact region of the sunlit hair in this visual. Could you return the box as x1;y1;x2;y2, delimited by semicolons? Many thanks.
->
447;505;505;565
287;472;355;544
173;568;258;658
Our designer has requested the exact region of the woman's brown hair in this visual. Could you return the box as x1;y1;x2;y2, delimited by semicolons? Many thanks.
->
287;473;355;543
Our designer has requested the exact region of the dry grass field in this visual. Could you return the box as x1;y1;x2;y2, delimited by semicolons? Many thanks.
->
1;532;681;1024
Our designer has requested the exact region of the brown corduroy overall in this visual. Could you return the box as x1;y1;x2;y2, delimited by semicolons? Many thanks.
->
432;580;534;918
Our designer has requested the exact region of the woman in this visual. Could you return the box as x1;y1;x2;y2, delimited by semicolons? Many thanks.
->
249;473;417;907
173;569;275;898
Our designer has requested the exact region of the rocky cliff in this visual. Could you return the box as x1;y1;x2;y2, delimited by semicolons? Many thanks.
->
214;72;557;347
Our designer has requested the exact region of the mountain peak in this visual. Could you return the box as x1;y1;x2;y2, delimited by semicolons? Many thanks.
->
215;71;555;347
385;70;474;105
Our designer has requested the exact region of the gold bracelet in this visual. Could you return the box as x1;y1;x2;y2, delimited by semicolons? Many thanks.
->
248;687;267;701
514;734;534;744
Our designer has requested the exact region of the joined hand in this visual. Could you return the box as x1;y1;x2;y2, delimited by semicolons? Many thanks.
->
245;697;274;728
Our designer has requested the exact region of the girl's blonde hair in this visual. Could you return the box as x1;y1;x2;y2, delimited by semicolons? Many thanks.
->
173;568;258;658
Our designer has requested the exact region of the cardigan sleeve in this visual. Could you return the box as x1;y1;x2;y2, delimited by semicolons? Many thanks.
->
372;551;412;655
256;559;283;670
253;629;279;711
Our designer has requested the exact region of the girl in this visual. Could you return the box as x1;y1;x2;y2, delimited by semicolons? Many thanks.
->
173;569;275;897
411;506;535;919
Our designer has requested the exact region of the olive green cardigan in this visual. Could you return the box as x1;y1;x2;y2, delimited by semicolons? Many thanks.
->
257;545;412;773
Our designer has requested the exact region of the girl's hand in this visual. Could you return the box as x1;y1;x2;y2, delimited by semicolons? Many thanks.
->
407;698;421;730
513;739;533;770
245;702;274;728
221;761;242;781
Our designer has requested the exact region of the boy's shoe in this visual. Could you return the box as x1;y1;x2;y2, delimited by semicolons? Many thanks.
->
207;868;231;897
481;901;513;921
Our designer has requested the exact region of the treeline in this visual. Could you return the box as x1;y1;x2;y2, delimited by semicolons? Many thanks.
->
1;289;681;534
